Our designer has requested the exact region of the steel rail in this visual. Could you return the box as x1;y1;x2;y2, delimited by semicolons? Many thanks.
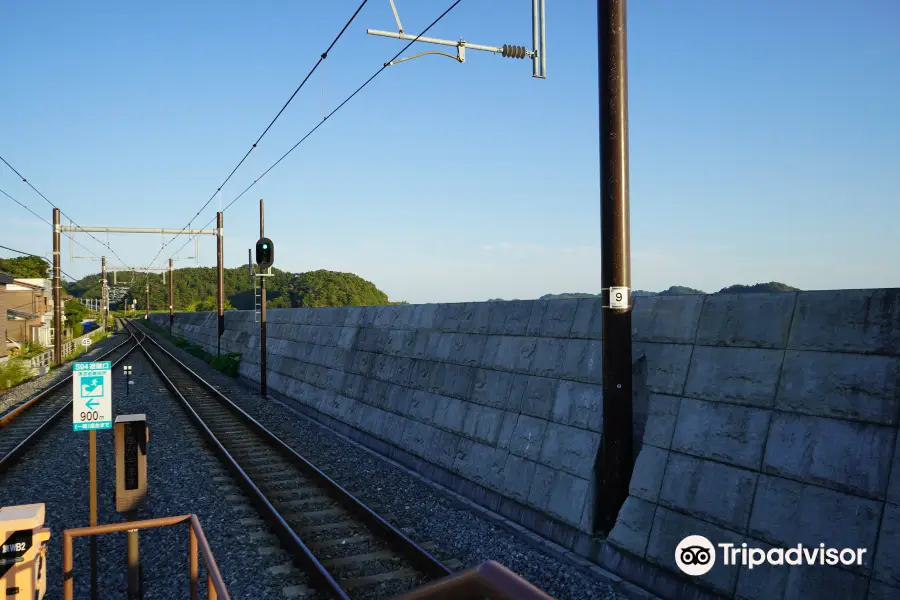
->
124;319;350;599
0;319;143;473
0;326;133;427
129;319;454;597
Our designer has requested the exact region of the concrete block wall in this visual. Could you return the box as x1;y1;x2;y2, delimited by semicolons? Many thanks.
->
149;299;645;555
602;289;900;600
149;288;900;600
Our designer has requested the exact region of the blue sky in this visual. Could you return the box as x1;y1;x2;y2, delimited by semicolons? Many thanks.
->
2;1;898;304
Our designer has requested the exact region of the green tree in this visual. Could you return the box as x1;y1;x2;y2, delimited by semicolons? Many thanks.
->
65;265;399;310
0;256;49;278
193;297;235;312
716;282;799;294
64;298;87;323
289;270;389;308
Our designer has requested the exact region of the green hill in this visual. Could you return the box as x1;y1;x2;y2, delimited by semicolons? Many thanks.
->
66;266;398;311
716;282;800;294
535;282;798;301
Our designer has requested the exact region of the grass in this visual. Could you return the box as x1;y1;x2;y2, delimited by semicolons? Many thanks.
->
142;319;242;378
0;328;113;392
0;360;32;391
61;329;112;363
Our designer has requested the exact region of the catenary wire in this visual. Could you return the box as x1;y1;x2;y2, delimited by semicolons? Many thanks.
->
148;0;371;266
0;156;130;266
0;244;82;285
0;187;110;259
166;0;464;261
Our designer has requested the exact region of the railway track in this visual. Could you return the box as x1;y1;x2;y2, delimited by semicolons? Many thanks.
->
0;318;142;472
129;319;457;600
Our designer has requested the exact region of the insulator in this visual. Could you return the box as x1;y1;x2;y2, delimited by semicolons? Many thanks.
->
501;44;527;59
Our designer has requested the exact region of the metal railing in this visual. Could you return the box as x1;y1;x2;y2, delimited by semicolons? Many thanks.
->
27;328;105;372
392;561;554;599
62;514;229;600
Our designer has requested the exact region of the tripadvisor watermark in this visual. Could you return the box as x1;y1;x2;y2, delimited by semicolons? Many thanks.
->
675;535;867;577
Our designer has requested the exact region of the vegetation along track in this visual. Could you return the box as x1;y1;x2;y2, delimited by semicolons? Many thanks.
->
129;319;457;600
0;318;142;472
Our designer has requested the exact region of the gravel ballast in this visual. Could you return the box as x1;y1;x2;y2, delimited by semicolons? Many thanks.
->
0;345;315;599
0;330;125;415
137;322;634;600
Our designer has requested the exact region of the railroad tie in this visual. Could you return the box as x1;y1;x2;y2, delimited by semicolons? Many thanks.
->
339;567;421;589
267;561;295;575
281;584;313;598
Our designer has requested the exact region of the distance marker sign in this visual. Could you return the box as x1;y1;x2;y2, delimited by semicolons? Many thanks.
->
73;361;112;431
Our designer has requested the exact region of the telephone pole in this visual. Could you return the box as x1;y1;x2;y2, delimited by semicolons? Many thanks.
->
52;208;62;363
217;212;224;355
101;256;108;331
169;258;174;335
596;0;634;533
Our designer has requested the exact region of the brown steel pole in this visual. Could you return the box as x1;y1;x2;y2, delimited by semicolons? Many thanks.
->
259;199;267;398
596;0;634;534
217;212;224;355
52;208;62;364
101;256;107;331
169;258;174;335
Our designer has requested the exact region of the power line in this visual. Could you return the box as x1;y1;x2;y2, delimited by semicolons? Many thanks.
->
149;0;371;266
0;243;80;282
0;155;130;266
0;187;112;260
0;187;51;225
167;0;464;261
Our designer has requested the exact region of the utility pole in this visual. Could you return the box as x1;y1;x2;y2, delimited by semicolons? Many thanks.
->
52;208;62;364
216;212;224;355
596;0;634;534
169;258;174;335
145;279;150;319
101;256;108;331
259;199;267;398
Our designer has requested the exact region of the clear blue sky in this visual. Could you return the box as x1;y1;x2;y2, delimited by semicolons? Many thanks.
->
2;1;898;303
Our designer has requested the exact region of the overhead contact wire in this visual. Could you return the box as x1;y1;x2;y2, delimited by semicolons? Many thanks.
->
150;0;371;266
0;156;130;266
166;0;464;260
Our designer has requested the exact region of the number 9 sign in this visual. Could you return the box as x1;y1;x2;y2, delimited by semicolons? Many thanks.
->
609;286;629;309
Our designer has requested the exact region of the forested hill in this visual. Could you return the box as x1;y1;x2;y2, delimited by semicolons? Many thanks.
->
537;282;800;301
66;267;400;311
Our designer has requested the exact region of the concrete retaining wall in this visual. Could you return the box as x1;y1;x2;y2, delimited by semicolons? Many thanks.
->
150;300;648;556
149;289;900;600
604;289;900;600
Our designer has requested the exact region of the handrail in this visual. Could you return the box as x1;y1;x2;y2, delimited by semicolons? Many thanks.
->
391;561;555;600
62;513;230;600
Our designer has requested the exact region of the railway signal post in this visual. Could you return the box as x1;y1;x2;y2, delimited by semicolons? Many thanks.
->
254;198;274;398
217;212;224;355
596;0;634;534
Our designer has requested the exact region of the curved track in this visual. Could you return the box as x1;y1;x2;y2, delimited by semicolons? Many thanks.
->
129;319;455;600
0;319;142;472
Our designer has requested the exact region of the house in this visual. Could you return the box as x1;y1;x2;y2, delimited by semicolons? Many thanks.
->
3;276;55;350
0;271;12;362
